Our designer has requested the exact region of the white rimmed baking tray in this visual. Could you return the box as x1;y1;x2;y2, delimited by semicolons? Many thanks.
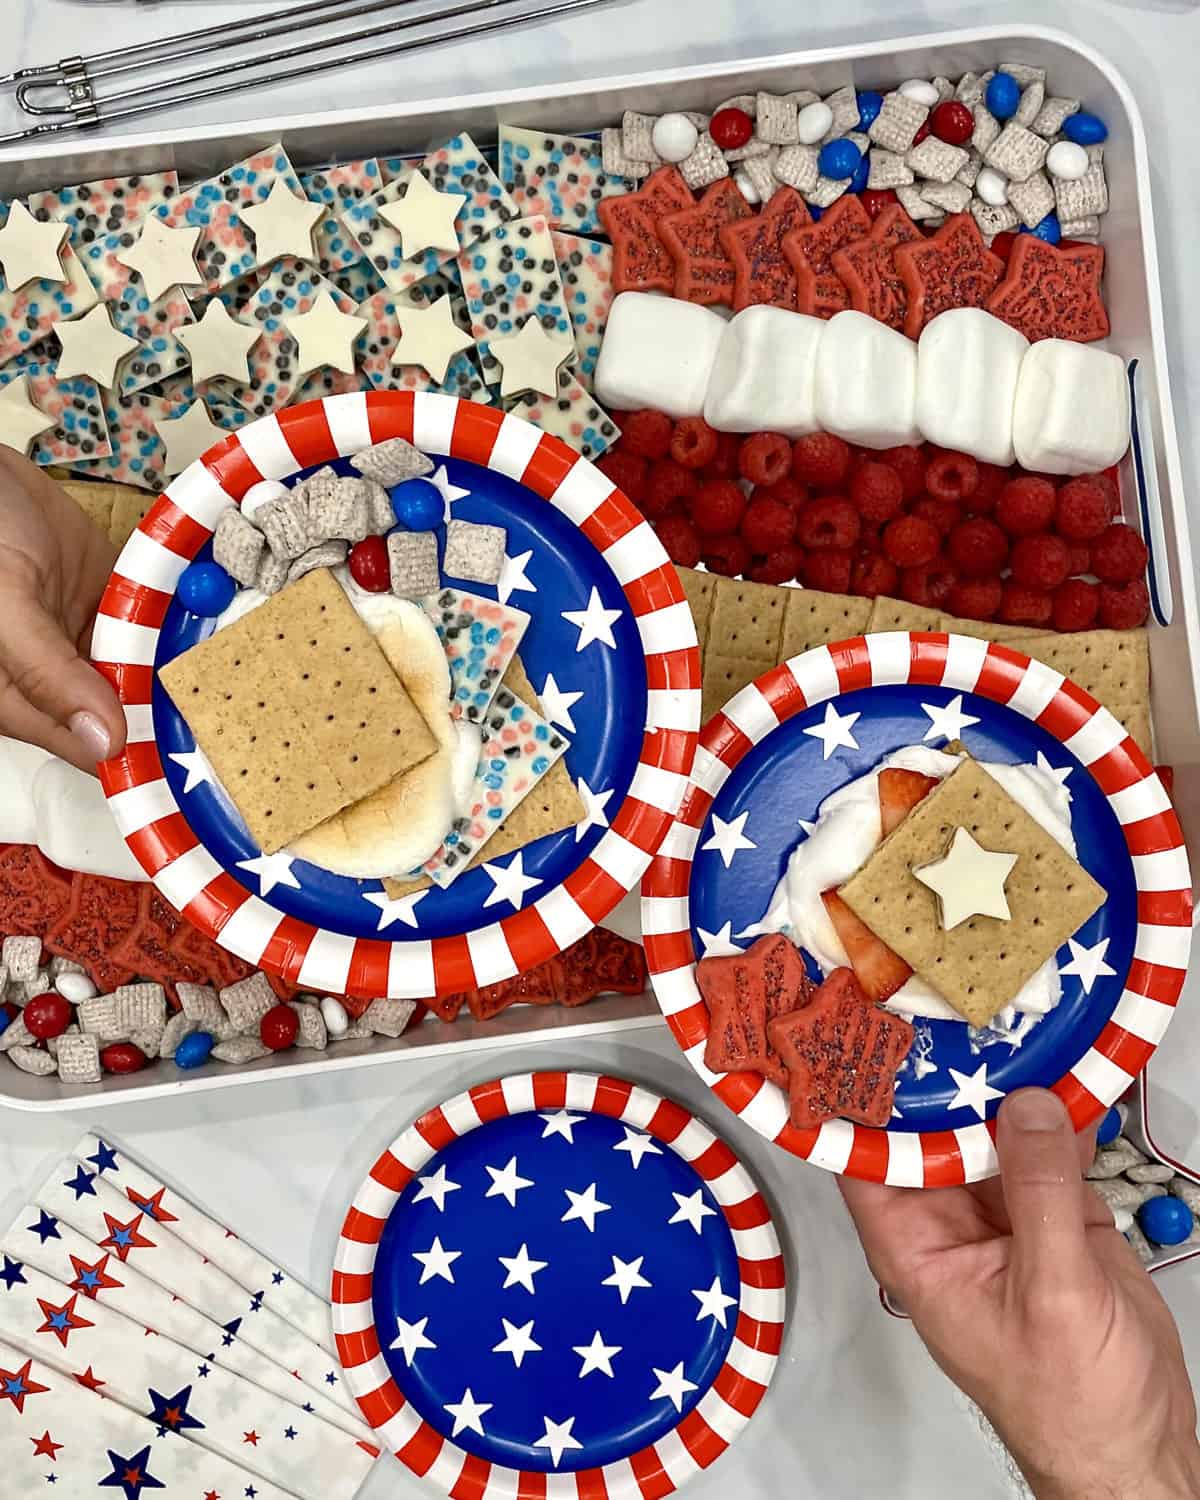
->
0;22;1194;1109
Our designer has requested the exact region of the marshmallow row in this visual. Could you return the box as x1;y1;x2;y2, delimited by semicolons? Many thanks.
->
593;291;1129;476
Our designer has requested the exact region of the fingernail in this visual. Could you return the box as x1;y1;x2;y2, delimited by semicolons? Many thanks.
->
69;710;110;763
1004;1089;1066;1133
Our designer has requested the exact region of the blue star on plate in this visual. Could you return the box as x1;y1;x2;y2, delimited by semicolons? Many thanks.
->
63;1166;97;1200
98;1445;165;1499
147;1384;205;1437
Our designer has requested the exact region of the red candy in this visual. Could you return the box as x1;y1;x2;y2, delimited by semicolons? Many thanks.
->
621;408;674;459
101;1043;149;1075
702;534;751;577
948;518;1008;577
883;514;940;569
792;432;852;489
925;450;978;503
739;431;792;486
1090;522;1148;583
642;458;697;519
348;536;390;593
1098;578;1150;629
859;189;899;220
669;417;719;469
23;992;71;1040
797;496;860;551
710;106;754;150
930;100;974;145
1052;578;1100;633
261;1003;299;1052
996;475;1056;537
655;515;701;568
1055;474;1115;540
740;496;795;553
692;479;746;536
1010;534;1072;591
850;462;903;524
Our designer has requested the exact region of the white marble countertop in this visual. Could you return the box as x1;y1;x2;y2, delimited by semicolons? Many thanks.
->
3;3;1200;1496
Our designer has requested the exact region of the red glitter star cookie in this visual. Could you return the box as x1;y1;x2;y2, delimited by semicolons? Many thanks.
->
831;204;924;332
985;234;1109;343
893;212;1006;338
781;193;873;319
658;179;754;305
767;966;913;1130
0;845;72;938
44;872;139;993
597;165;693;294
109;886;210;1005
697;933;815;1088
558;927;647;1006
167;919;256;994
720;186;813;312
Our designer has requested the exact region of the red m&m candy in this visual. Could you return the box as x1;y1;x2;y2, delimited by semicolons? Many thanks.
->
930;100;974;145
101;1043;149;1075
348;535;390;593
23;992;71;1040
261;1003;299;1052
709;107;753;150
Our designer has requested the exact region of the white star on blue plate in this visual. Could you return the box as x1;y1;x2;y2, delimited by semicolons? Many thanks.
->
538;673;583;734
1035;750;1073;789
498;1242;547;1294
692;1275;737;1327
701;810;757;868
572;1330;620;1378
236;851;300;898
497;548;536;606
533;1414;583;1467
428;464;470;521
363;888;428;931
613;1126;663;1169
540;1109;584;1143
412;1236;461;1286
561;1183;611;1232
481;852;542;911
695;922;742;959
169;747;214;794
390;1314;436;1365
562;586;623;651
947;1063;1005;1121
492;1317;541;1367
803;702;861;760
444;1387;491;1438
668;1189;716;1235
1059;936;1116;994
412;1164;460;1212
484;1155;534;1207
650;1361;698;1412
921;693;980;743
575;778;614;841
602;1254;651;1304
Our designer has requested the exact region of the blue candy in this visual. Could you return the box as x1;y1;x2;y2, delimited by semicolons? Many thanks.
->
1022;212;1062;245
175;1031;215;1070
0;1010;10;1038
1095;1106;1122;1147
818;138;862;181
855;90;884;130
390;477;444;531
178;561;237;618
985;72;1021;121
850;151;871;194
1138;1194;1193;1247
1063;111;1107;146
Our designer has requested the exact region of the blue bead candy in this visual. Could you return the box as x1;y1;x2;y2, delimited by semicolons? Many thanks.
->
808;203;823;222
1063;111;1107;146
0;1010;10;1037
850;151;871;194
855;90;884;129
818;138;862;182
1138;1194;1193;1247
175;1031;215;1070
178;561;237;618
390;477;444;531
1022;212;1061;245
1096;1106;1122;1147
985;72;1021;121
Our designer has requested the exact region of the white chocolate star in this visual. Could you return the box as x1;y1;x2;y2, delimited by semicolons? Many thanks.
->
379;170;467;258
116;216;203;300
0;201;68;291
175;299;263;383
239;178;325;265
285;291;367;376
53;303;141;388
0;377;54;456
488;315;573;399
392;294;474;382
913;825;1019;931
154;399;225;477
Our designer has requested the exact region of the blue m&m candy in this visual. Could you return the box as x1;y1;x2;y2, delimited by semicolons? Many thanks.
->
1062;111;1108;146
985;72;1021;121
850;150;871;193
1138;1194;1193;1247
1096;1106;1123;1146
1023;212;1062;245
390;477;444;531
178;561;237;617
855;90;884;129
818;138;862;181
175;1031;215;1070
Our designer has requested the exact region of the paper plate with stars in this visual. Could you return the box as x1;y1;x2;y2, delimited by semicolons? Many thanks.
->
642;632;1191;1188
332;1069;784;1496
93;393;699;1001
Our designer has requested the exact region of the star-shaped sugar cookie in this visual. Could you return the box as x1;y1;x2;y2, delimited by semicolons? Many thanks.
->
893;212;1005;338
379;170;467;260
985;235;1110;342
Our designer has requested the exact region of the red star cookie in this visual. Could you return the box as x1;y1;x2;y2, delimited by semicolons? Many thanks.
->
720;186;813;312
767;966;913;1129
985;235;1109;343
781;194;873;319
44;872;139;993
167;919;256;994
893;212;1005;338
697;933;815;1088
658;179;754;305
597;165;693;294
558;927;647;1007
831;204;924;332
109;887;210;1005
0;845;72;938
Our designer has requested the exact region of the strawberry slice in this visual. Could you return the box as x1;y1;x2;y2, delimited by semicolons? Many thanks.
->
878;768;939;837
821;890;911;1004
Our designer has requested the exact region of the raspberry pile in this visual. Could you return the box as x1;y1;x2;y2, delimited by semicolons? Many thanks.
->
599;413;1148;630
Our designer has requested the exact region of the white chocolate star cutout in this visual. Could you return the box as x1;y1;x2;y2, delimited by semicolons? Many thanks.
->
0;377;54;455
154;399;225;477
285;291;367;377
53;303;141;388
175;299;263;383
392;294;474;382
116;216;203;300
913;825;1019;931
0;201;68;291
239;178;325;265
488;315;573;399
379;170;467;259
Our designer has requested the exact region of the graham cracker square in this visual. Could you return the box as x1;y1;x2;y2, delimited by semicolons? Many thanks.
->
675;566;717;659
709;576;788;661
702;652;774;723
108;486;157;547
937;613;1052;643
1004;628;1151;758
159;567;436;852
839;757;1106;1026
60;480;118;536
780;588;872;659
868;595;944;633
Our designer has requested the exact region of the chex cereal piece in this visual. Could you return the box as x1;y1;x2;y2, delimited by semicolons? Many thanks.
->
113;982;166;1036
442;519;506;585
2;935;41;983
1014;81;1045;129
598;168;692;296
868;596;943;632
955;72;985;108
601;127;651;181
773;145;821;195
159;1011;199;1059
220;972;276;1033
9;1046;57;1076
47;955;86;979
806;175;853;210
361;997;416;1037
13;973;51;1006
350;435;433;486
257;547;289;596
1055;163;1109;221
894;213;1005;337
724;133;773;165
679;134;730;191
866;149;914;191
212;1036;271;1064
658;179;753;305
55;1033;101;1084
832;204;923;332
972;199;1020;238
621;112;662;167
907;137;969;184
999;61;1046;87
985;236;1109;342
756;92;799;145
722;185;812;311
255;491;311;560
387;529;439;599
288;1001;328;1050
822;85;861;141
984;123;1049;183
502;365;620;462
782;193;872;319
499;126;629;233
957;149;983;189
779;588;872;659
1060;215;1101;240
335;1020;374;1040
212;507;266;587
932;76;955;101
178;981;221;1020
77;994;124;1040
920;181;972;215
288;540;348;583
698;933;814;1086
971;106;1001;155
740;155;780;204
424;587;530;722
0;1016;35;1052
868;92;930;154
895;186;943;223
130;1026;164;1057
160;567;437;851
552;231;614;388
1032;97;1081;138
1007;170;1056;229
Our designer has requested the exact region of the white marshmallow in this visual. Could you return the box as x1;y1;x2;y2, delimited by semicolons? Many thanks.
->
594;291;727;422
1012;339;1130;476
703;305;824;438
813;310;921;449
976;166;1009;206
916;308;1029;466
31;757;148;883
0;738;53;843
796;101;834;144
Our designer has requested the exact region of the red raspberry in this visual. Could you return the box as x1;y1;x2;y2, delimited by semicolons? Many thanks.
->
930;99;974;145
669;417;719;470
597;449;647;503
860;189;898;219
1010;533;1072;590
802;547;854;593
998;584;1053;628
991;231;1019;261
692;479;746;536
965;462;1009;515
703;533;751;577
901;558;958;609
883;514;940;569
654;515;701;569
947;577;1003;621
749;544;805;585
739;431;792;487
796;495;860;551
851;553;899;598
740;496;795;553
792;432;851;489
878;444;925;500
850;461;904;524
1055;474;1116;541
705;431;743;479
996;476;1057;537
642;458;696;519
912;497;960;535
925;450;979;503
620;409;673;460
1090;522;1148;584
1067;542;1092;576
1098;578;1151;630
1051;577;1100;633
754;476;808;510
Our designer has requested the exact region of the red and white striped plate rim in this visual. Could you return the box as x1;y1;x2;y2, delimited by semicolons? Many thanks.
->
332;1069;784;1498
641;631;1192;1188
91;393;700;1001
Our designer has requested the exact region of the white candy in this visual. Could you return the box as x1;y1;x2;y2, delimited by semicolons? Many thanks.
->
703;305;823;438
240;479;289;524
1012;339;1130;476
733;168;760;205
796;100;834;144
916;309;1029;466
651;112;699;164
1045;140;1089;181
899;79;940;107
320;995;350;1037
1113;1207;1135;1234
0;738;53;843
594;291;726;422
813;310;921;449
55;971;98;1004
31;758;147;883
975;166;1009;205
